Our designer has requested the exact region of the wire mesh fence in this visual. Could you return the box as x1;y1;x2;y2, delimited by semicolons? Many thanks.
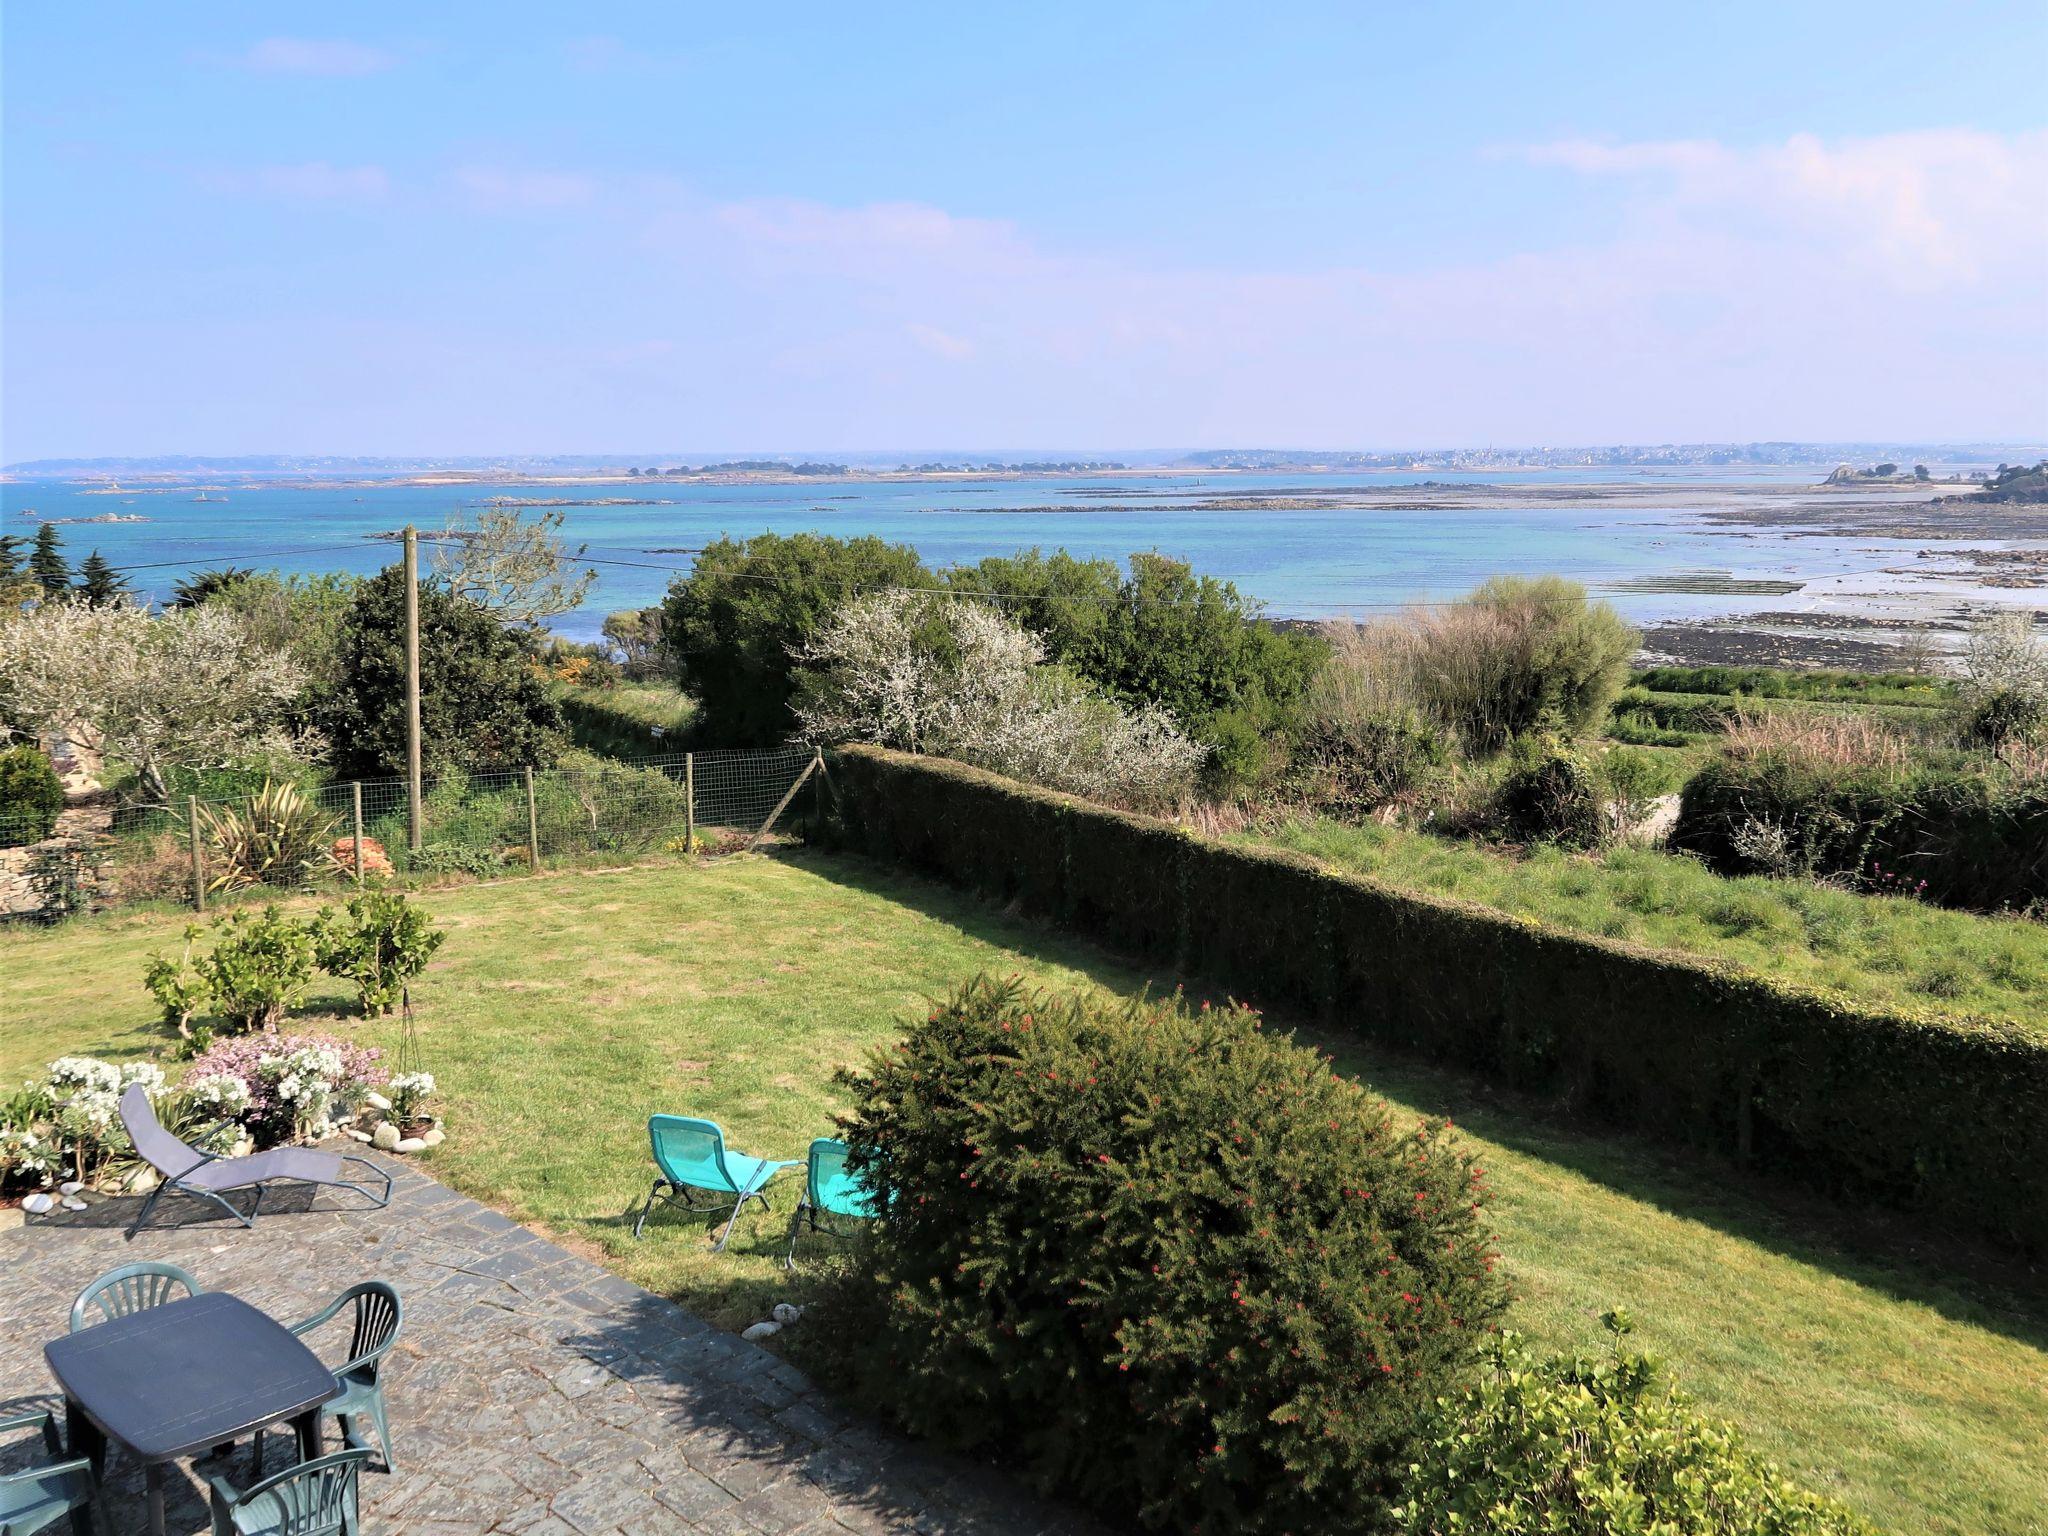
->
0;745;821;919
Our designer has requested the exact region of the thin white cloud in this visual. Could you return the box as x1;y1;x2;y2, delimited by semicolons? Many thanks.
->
1511;128;2048;287
452;165;598;211
201;162;390;200
906;323;974;360
232;37;395;76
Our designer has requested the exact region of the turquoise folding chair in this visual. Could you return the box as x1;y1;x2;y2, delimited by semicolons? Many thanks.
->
782;1138;880;1268
632;1115;795;1252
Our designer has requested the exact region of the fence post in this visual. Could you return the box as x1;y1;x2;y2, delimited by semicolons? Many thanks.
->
185;795;206;913
684;752;695;853
403;524;423;852
351;781;365;887
524;766;541;873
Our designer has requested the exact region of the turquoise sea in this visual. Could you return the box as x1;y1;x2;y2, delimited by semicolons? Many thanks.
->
0;466;1942;643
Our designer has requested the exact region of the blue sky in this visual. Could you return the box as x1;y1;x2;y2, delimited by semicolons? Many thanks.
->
5;2;2045;458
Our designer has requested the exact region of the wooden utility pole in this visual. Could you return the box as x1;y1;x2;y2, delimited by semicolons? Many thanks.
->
186;795;206;912
403;525;423;851
351;782;366;886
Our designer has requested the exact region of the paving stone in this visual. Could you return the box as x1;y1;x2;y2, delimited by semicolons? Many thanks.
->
0;1158;1115;1536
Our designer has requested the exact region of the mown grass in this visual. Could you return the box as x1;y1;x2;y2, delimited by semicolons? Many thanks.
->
4;853;2044;1534
1255;818;2048;1027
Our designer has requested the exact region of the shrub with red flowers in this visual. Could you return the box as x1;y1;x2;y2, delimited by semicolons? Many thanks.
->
818;974;1508;1533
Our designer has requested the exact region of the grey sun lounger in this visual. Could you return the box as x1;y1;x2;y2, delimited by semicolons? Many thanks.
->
118;1084;394;1238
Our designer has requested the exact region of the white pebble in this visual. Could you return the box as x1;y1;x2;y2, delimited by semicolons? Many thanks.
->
61;1196;87;1211
771;1303;803;1326
58;1180;83;1195
21;1192;53;1215
740;1320;781;1341
395;1137;427;1153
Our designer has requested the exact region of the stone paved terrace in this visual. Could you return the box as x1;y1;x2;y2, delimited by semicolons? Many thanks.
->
0;1154;1114;1535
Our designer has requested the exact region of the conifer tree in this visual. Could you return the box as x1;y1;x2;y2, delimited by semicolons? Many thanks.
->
29;524;71;596
75;552;130;607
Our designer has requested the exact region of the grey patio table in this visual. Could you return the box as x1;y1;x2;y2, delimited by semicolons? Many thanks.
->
43;1291;337;1536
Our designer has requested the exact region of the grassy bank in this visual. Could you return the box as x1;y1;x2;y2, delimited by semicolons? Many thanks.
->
5;853;2044;1533
1253;817;2047;1026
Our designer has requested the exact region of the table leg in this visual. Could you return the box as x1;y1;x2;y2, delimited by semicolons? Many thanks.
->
293;1406;323;1462
145;1462;166;1536
62;1397;104;1484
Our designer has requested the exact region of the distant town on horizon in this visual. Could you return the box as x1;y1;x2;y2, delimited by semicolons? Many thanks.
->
8;439;2046;478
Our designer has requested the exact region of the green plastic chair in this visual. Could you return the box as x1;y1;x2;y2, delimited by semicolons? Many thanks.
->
782;1138;880;1267
633;1115;795;1252
69;1261;203;1332
0;1410;101;1536
206;1448;367;1536
252;1283;402;1480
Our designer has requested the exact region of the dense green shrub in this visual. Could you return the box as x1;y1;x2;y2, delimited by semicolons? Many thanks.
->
662;532;932;745
1494;737;1605;848
165;906;319;1032
1675;756;2048;911
0;744;64;846
533;751;692;854
954;550;1325;794
1394;1314;1873;1536
313;891;445;1015
824;975;1506;1532
824;746;2048;1254
315;565;566;778
1292;706;1448;818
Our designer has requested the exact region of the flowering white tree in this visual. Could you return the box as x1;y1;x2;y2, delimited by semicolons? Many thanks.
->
0;600;311;806
795;592;1205;810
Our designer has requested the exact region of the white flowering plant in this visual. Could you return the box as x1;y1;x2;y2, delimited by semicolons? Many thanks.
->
0;1126;55;1192
41;1056;168;1183
387;1071;438;1123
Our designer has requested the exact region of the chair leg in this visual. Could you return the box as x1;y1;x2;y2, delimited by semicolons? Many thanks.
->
782;1197;809;1269
250;1426;264;1481
632;1179;666;1240
711;1188;763;1254
124;1179;167;1239
367;1388;394;1474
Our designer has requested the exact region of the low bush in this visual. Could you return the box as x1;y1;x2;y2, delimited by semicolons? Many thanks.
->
1675;716;2048;911
191;906;318;1030
824;746;2048;1254
822;975;1507;1533
1493;737;1606;848
0;744;64;846
313;891;445;1015
1394;1313;1873;1535
146;896;446;1033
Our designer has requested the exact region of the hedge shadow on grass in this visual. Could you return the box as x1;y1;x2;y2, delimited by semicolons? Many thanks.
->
785;841;2048;1355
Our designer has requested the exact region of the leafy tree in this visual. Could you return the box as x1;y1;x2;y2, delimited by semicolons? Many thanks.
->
315;565;566;778
29;525;71;596
599;606;666;678
951;550;1326;792
0;602;308;806
0;536;37;608
206;571;359;699
170;567;257;608
74;552;130;607
432;506;595;625
660;532;932;744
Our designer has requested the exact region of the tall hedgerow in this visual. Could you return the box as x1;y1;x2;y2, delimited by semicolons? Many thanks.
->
822;975;1508;1533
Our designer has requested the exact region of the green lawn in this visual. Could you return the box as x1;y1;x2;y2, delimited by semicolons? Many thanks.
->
5;853;2044;1534
1254;817;2048;1027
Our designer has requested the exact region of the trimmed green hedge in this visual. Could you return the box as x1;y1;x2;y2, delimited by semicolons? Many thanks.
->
822;745;2048;1254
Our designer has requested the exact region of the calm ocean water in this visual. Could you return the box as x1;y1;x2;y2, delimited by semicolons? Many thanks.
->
0;466;1926;643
